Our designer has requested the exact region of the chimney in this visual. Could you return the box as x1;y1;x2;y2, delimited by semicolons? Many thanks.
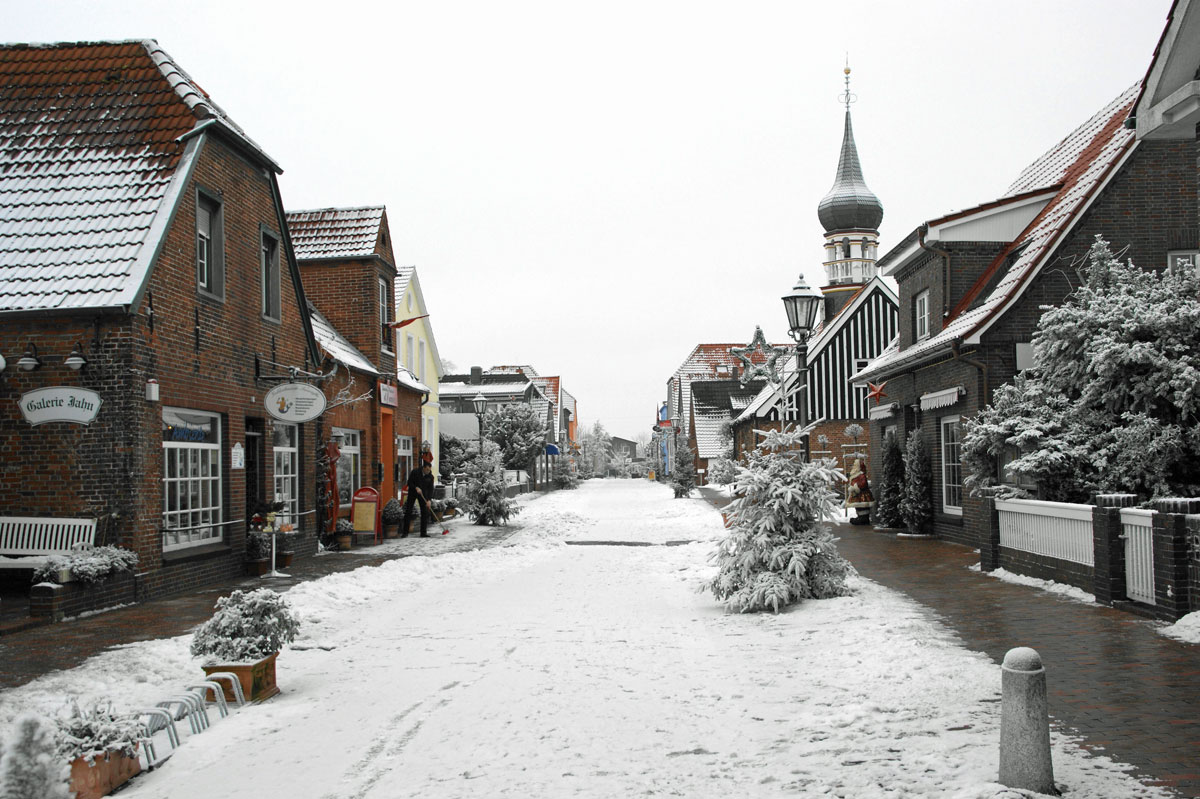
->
470;366;483;385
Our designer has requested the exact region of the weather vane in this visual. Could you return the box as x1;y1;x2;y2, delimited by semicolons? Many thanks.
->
838;55;856;111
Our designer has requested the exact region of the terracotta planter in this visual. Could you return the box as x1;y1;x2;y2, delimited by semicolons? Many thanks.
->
278;551;294;568
202;651;280;703
69;751;141;799
246;559;270;577
383;523;400;539
336;534;352;551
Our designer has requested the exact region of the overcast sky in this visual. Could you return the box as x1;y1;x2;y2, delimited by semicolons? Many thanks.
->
9;1;1174;440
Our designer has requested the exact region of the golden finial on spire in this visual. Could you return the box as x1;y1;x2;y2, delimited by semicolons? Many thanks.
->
838;56;857;110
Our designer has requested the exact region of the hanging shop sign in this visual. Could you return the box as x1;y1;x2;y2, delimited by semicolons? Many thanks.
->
19;386;103;426
378;381;398;407
265;382;326;423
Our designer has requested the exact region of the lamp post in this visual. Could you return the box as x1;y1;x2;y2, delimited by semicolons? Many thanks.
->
781;275;823;454
472;393;486;456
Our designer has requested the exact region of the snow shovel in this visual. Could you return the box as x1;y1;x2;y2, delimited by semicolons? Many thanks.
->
422;498;450;535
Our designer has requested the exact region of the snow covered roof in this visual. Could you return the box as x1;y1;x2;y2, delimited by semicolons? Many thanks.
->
855;84;1139;384
439;381;532;398
671;342;784;437
309;303;377;375
0;40;261;314
397;367;431;394
691;380;765;458
286;206;385;261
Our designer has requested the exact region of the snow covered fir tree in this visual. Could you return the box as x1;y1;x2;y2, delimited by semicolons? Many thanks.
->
671;442;697;497
705;427;854;613
900;431;933;536
0;712;69;799
552;455;579;489
963;236;1200;501
873;431;905;529
483;404;547;484
464;451;519;526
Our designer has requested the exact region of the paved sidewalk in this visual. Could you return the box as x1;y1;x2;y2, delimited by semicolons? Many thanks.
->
0;514;518;690
698;485;1200;797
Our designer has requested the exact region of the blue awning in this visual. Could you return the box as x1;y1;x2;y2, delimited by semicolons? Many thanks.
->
545;444;561;455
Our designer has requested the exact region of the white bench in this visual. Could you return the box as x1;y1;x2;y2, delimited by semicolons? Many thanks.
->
0;517;97;572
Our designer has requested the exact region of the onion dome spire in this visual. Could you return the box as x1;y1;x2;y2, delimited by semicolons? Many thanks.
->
817;65;883;234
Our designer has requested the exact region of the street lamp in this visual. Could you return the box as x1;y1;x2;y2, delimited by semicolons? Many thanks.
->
472;393;486;455
781;275;823;444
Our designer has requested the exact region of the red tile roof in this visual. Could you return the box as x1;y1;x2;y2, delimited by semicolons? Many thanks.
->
0;40;218;312
286;206;386;261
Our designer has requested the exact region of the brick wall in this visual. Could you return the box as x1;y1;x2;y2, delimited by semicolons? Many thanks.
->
998;548;1094;592
1;130;320;604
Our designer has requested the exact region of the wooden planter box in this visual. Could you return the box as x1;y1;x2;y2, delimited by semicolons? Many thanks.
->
202;651;280;703
69;751;141;799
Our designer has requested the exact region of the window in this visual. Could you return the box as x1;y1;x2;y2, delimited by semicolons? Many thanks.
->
162;408;222;551
273;423;299;529
196;192;223;297
915;290;931;341
379;277;393;350
999;447;1039;493
1168;250;1198;272
406;335;415;372
333;428;361;505
261;231;280;321
941;415;962;515
418;340;426;382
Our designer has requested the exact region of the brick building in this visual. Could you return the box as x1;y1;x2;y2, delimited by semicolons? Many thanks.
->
287;207;428;517
854;81;1197;546
0;41;323;598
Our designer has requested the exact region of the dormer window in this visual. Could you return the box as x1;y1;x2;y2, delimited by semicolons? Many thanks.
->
915;289;931;341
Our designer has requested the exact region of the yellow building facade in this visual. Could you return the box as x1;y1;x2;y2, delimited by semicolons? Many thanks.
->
395;265;444;477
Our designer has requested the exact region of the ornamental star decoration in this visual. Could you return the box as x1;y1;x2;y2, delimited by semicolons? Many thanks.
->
730;326;790;386
866;381;888;404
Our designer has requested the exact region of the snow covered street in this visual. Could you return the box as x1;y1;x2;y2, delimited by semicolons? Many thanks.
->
0;481;1175;798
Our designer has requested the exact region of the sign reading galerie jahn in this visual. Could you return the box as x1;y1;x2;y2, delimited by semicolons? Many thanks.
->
19;386;103;426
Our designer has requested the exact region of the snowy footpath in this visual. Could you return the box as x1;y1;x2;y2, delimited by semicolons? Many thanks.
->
0;481;1175;798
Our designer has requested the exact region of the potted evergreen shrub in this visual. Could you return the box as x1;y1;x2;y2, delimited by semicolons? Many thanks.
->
335;518;354;551
245;530;271;576
57;701;144;799
381;498;405;538
191;588;299;703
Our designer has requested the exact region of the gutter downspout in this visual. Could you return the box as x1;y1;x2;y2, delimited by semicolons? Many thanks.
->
952;340;989;402
918;225;952;321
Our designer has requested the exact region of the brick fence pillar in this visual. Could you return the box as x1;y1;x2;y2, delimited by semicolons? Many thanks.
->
1151;498;1200;620
1091;493;1136;605
1187;515;1200;615
980;497;1001;572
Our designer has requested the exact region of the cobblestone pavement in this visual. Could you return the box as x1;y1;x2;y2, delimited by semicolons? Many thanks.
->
698;486;1200;797
0;516;519;691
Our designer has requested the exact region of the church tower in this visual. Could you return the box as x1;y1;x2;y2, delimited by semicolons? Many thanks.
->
816;66;883;321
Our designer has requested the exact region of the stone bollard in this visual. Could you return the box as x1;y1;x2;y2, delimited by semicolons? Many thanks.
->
999;647;1057;795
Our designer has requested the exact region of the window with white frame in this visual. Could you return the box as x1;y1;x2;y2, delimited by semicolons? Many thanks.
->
915;289;931;341
162;408;222;551
1168;250;1198;272
418;339;426;382
406;334;415;373
196;192;223;297
941;415;962;515
333;428;361;505
379;277;393;350
261;230;280;321
273;423;299;528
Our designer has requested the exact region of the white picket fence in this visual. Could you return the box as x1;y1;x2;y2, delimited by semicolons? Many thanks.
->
996;498;1095;566
1120;508;1156;605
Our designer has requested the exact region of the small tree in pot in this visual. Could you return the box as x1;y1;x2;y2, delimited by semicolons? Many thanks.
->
381;498;405;537
191;588;300;703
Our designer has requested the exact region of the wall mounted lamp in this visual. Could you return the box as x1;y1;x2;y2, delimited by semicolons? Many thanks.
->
17;343;41;371
63;343;87;371
0;352;6;372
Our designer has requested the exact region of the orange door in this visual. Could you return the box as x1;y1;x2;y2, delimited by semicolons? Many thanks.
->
380;409;395;500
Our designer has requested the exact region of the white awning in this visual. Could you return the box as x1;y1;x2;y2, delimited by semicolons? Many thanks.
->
919;386;965;411
868;402;898;420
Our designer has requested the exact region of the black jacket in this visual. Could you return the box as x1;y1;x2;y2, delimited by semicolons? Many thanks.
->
406;467;434;499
